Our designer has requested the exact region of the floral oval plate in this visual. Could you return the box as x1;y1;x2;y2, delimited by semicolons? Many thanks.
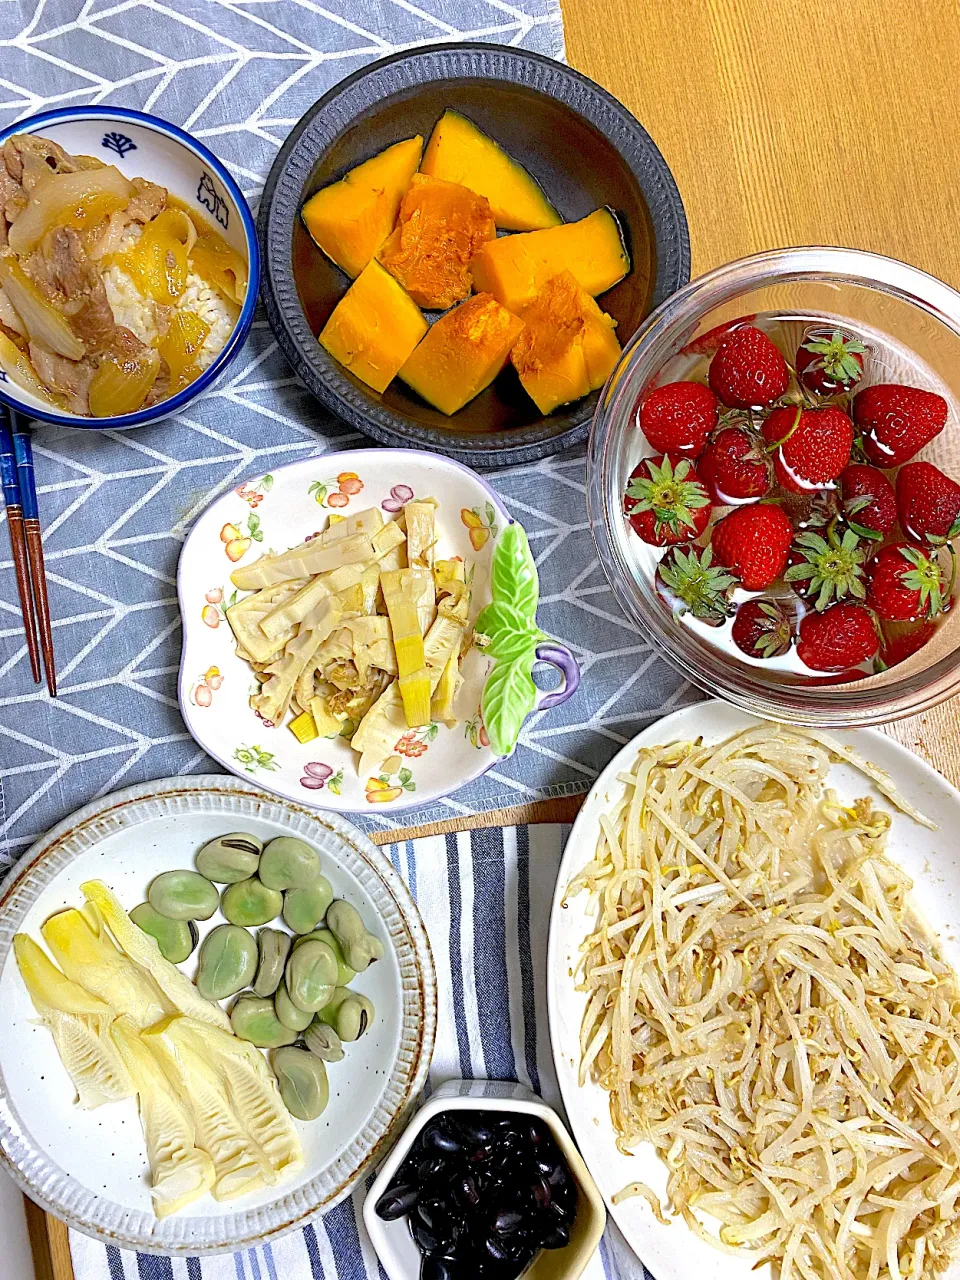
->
177;449;579;812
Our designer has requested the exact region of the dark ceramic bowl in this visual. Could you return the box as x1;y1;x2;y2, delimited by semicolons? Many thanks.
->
259;43;690;467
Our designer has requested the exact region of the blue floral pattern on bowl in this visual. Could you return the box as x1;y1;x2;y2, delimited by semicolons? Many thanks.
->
101;130;136;157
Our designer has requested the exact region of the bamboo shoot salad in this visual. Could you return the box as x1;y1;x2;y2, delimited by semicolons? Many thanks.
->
569;724;960;1280
225;499;475;776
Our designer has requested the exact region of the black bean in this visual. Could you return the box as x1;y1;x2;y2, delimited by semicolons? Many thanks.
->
411;1218;442;1254
424;1122;462;1155
492;1208;524;1235
420;1257;455;1280
531;1175;552;1211
375;1182;420;1220
468;1141;497;1165
540;1220;571;1249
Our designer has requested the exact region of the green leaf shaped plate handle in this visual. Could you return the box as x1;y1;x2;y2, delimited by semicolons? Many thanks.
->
476;521;580;758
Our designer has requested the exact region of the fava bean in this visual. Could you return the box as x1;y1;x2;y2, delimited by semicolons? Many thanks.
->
303;1019;344;1063
292;929;355;986
326;900;384;972
130;903;198;964
196;832;262;883
221;877;282;928
282;877;333;935
285;939;338;1012
148;870;219;921
230;995;297;1047
272;1046;329;1121
274;980;314;1031
253;928;290;997
196;924;258;1001
317;987;375;1041
259;837;321;891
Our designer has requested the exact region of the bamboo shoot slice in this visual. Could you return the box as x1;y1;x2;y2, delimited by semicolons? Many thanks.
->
111;1018;215;1219
165;1018;301;1182
42;907;170;1030
14;934;133;1109
380;568;430;727
253;597;343;724
259;563;368;640
81;881;232;1031
403;502;436;568
143;1020;267;1199
230;509;383;589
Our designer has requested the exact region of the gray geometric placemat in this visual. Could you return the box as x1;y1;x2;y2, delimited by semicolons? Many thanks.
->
0;0;697;864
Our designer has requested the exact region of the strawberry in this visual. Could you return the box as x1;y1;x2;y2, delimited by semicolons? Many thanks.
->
797;602;879;672
656;544;737;626
708;325;790;408
682;314;758;357
731;599;793;659
838;464;897;538
623;454;712;546
639;382;718;457
852;384;947;467
877;621;937;670
866;541;952;621
784;525;868;611
710;502;794;591
896;461;960;546
761;405;853;493
698;423;772;503
795;328;866;396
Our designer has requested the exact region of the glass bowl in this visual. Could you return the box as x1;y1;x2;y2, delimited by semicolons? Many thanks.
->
588;246;960;726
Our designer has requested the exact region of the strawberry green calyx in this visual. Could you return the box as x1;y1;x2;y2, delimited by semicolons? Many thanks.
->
656;545;737;626
899;545;950;619
843;493;885;541
800;330;867;386
625;455;710;539
785;524;868;611
749;600;792;658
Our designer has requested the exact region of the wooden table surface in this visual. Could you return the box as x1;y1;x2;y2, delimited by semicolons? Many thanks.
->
27;3;960;1275
564;0;960;787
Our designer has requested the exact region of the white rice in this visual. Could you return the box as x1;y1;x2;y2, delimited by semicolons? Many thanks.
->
101;221;238;371
176;275;236;371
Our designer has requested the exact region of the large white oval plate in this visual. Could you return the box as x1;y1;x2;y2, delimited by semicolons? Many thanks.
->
177;449;506;814
0;776;436;1254
548;701;960;1280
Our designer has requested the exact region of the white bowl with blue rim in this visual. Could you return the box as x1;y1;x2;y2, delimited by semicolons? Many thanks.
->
0;106;258;430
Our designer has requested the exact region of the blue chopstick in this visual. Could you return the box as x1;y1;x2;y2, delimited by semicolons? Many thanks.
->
10;415;56;695
0;408;41;683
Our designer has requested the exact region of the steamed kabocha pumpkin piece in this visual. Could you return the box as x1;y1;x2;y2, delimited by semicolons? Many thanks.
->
420;110;561;232
399;293;524;415
300;136;423;279
512;271;621;414
378;174;496;310
471;207;629;313
319;259;427;393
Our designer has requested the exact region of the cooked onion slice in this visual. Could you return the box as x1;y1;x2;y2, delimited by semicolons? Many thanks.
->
0;330;62;405
0;255;85;359
8;165;133;256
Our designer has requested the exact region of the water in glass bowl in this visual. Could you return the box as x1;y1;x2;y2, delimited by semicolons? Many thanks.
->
622;310;959;683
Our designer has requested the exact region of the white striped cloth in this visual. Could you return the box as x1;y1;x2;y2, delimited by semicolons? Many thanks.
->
68;825;645;1280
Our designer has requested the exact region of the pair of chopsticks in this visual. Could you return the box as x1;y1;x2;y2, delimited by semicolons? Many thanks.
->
0;407;55;695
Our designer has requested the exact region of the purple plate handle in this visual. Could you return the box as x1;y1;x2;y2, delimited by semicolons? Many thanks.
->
533;642;580;711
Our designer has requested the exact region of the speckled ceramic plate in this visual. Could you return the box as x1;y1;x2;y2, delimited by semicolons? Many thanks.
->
548;701;960;1280
177;448;578;814
0;775;436;1254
